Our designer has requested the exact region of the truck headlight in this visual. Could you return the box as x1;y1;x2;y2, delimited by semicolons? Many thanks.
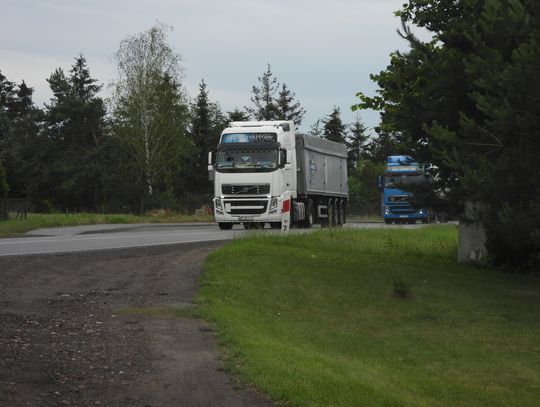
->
269;197;278;214
215;198;223;214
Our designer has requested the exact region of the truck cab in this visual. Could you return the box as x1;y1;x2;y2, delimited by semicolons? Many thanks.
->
209;121;296;230
379;155;428;224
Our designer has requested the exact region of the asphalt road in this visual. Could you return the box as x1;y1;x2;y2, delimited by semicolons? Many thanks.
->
0;221;427;257
0;223;237;257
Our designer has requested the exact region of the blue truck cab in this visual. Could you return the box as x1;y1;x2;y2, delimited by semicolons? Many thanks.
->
378;155;428;224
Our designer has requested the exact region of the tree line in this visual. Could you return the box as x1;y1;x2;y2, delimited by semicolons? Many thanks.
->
0;24;385;217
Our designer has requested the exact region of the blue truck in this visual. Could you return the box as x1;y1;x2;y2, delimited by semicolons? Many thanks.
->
377;155;429;224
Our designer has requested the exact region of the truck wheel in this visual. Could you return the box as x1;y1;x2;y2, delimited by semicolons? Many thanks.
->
218;223;233;230
384;219;392;225
304;200;314;228
335;200;344;227
333;200;340;226
340;201;346;224
327;202;334;227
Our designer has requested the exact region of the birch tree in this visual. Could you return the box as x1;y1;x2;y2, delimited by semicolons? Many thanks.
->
112;24;189;203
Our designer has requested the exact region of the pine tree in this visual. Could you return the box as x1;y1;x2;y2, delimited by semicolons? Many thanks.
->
0;77;48;205
309;119;324;138
346;117;369;172
44;55;107;210
246;64;280;121
276;83;305;125
322;107;346;143
186;79;225;195
226;108;250;122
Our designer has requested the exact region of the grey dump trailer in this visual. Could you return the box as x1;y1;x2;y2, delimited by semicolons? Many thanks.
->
293;133;348;227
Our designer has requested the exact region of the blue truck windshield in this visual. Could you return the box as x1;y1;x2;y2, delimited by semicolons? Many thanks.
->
216;149;278;172
385;172;423;188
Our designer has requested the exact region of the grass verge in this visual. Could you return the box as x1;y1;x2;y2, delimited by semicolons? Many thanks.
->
0;212;213;238
198;226;540;407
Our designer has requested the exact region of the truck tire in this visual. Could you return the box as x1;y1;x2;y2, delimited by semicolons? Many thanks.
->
340;201;346;224
304;200;314;228
336;200;345;225
333;200;340;227
218;223;233;230
328;201;334;227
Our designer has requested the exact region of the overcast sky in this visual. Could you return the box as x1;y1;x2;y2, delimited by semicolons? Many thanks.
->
1;0;426;133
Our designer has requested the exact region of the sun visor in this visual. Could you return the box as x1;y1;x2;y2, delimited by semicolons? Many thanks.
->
218;142;280;150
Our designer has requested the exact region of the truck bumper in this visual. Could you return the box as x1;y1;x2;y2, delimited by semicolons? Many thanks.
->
383;206;428;222
213;196;284;224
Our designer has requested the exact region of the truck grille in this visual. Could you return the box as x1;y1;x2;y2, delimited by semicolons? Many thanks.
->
222;184;270;195
388;204;416;215
223;199;268;215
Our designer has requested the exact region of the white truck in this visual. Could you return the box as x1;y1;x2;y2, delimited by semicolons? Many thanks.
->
208;120;348;230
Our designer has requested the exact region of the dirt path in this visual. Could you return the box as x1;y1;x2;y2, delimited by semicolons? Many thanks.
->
0;242;272;407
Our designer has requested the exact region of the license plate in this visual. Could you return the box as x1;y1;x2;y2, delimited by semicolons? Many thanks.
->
399;215;407;218
238;216;254;221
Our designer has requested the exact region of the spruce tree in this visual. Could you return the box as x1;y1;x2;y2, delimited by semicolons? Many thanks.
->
226;108;250;122
346;117;369;172
246;64;280;121
276;83;305;125
186;79;225;195
309;119;324;138
246;64;306;126
44;55;107;210
322;107;346;143
0;76;48;206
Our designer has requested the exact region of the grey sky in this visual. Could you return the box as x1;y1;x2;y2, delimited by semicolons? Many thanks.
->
1;0;423;133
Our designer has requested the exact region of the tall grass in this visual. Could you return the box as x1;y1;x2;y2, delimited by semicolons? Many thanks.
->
198;226;540;406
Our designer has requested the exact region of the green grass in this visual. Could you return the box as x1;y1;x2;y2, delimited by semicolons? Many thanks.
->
198;226;540;406
0;212;213;237
347;214;384;222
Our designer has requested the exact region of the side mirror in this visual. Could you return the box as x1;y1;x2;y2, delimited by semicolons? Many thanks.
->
286;150;292;164
278;149;288;168
208;151;214;166
376;175;384;192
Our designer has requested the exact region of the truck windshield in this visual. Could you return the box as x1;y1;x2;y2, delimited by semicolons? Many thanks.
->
385;172;423;188
216;149;278;172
